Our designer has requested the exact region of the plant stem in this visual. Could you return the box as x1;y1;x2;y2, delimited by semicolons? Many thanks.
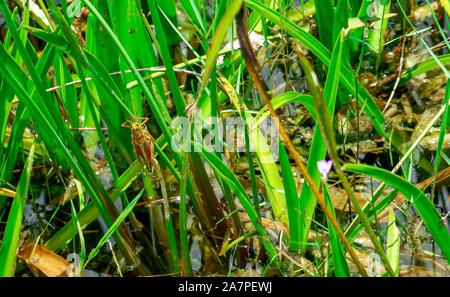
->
297;54;396;277
236;6;368;276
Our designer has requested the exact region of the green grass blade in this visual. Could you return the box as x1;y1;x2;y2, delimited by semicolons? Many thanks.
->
0;43;56;210
69;198;86;277
24;26;69;51
1;105;29;186
81;0;182;168
199;0;243;98
298;30;344;251
147;0;186;115
106;0;160;117
221;75;287;223
179;153;193;276
435;80;450;172
342;164;450;264
84;189;144;267
44;161;141;251
279;143;300;251
348;0;362;16
53;51;79;129
346;191;398;239
244;0;386;138
200;149;279;267
333;0;350;65
44;2;139;252
323;184;350;277
242;110;260;215
180;0;207;34
0;144;35;276
298;45;395;276
254;92;315;126
154;0;180;46
367;0;391;59
401;54;450;81
385;209;400;277
313;0;334;51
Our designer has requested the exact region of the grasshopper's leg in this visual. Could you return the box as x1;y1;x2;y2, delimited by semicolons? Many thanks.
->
121;119;132;128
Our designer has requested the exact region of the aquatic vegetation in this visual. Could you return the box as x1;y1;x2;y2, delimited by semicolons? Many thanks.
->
0;0;449;277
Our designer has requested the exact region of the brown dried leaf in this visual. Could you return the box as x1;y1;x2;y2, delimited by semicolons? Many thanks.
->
17;242;69;277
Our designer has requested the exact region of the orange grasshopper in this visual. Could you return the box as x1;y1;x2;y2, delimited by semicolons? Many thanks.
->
122;117;155;169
